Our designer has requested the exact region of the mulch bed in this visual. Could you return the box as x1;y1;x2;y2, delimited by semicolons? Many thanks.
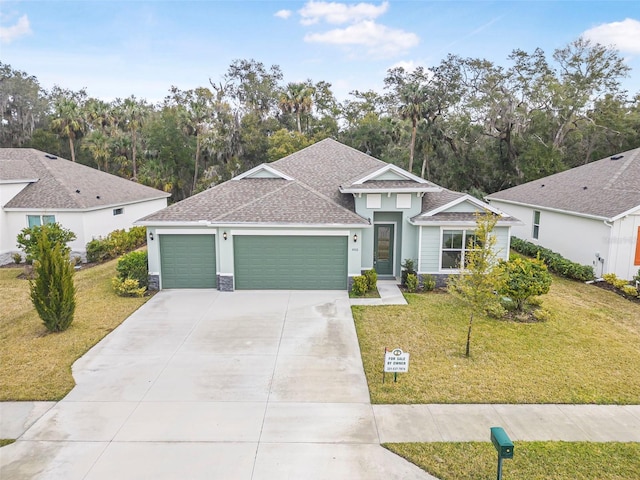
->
590;280;640;305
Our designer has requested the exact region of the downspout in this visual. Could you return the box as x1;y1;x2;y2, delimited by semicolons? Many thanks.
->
601;219;613;278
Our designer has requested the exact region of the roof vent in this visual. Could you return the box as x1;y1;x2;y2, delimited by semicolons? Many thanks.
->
75;189;80;193
44;154;57;160
540;184;545;187
583;186;588;190
610;155;624;160
96;195;101;199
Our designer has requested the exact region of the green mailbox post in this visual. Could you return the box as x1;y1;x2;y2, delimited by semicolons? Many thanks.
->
490;427;514;480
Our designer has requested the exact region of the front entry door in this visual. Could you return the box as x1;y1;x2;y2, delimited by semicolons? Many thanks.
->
374;224;394;275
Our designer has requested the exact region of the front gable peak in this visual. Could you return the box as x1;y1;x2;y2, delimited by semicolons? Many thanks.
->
353;164;429;185
232;164;293;181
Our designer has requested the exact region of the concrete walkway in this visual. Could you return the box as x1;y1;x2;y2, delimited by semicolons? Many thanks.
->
349;279;407;306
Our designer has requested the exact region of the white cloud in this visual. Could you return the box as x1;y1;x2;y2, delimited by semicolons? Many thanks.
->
583;18;640;54
274;9;292;20
0;14;32;44
304;20;418;57
299;1;389;26
389;60;419;72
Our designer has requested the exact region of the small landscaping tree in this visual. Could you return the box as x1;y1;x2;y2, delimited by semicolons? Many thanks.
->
448;212;504;357
29;226;77;332
17;223;76;263
498;256;552;311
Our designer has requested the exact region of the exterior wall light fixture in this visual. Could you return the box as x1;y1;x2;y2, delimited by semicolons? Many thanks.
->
223;231;228;240
149;232;154;241
353;234;358;243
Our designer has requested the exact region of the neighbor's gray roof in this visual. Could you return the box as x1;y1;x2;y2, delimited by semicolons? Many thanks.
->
140;139;377;225
486;147;640;219
1;148;170;209
412;211;521;225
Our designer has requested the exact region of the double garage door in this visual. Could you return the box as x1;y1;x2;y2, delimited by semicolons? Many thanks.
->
160;234;347;290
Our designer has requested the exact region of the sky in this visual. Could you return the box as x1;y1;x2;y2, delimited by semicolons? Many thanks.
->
1;0;640;104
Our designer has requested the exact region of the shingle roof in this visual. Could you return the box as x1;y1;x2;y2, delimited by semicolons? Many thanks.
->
140;139;378;225
341;180;438;191
486;147;640;219
412;211;521;225
421;189;466;212
1;148;170;209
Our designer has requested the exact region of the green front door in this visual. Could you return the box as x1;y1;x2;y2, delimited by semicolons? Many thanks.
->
374;224;394;276
234;236;347;289
160;234;217;288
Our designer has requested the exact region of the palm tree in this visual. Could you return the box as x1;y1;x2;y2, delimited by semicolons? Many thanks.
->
119;96;149;181
51;97;84;162
398;82;428;174
82;130;111;171
279;82;315;133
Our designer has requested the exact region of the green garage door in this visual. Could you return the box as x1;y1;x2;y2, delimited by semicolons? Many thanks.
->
160;234;216;288
234;236;347;290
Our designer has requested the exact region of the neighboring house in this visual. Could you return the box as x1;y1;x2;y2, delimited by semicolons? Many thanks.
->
0;148;170;264
138;139;519;291
486;147;640;280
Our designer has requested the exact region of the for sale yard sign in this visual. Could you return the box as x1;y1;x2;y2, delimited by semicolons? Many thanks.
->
384;348;410;373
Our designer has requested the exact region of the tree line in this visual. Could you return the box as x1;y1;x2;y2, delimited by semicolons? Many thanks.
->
2;37;639;202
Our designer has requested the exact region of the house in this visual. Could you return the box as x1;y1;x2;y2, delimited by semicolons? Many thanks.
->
138;139;519;291
0;148;170;264
486;147;640;280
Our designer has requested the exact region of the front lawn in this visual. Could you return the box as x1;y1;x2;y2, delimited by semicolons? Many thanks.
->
385;442;640;480
0;262;150;401
354;276;640;404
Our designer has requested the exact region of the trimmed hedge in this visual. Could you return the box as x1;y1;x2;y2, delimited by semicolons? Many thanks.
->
510;237;594;281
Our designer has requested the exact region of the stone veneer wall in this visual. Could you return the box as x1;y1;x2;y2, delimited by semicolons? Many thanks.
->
148;274;160;291
419;273;450;288
217;275;234;292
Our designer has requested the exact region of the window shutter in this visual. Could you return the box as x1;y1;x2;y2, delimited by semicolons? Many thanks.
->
635;226;640;266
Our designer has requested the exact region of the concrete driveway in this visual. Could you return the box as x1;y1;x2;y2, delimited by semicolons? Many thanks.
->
0;290;436;479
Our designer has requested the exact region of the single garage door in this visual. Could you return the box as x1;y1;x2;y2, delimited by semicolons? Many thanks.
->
160;234;216;288
234;236;347;290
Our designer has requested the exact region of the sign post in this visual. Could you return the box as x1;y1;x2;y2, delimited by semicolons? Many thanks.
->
383;348;410;383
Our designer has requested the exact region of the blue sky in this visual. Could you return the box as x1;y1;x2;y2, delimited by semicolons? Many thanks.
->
1;1;640;103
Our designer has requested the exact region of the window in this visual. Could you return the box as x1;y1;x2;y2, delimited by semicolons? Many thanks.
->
532;211;541;239
113;208;124;216
441;229;478;269
27;215;55;228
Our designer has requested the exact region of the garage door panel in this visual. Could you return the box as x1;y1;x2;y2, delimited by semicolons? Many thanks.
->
234;236;347;290
160;235;216;288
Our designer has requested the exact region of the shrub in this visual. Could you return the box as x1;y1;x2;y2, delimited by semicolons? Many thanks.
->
603;273;628;290
112;277;146;297
533;307;552;322
498;256;552;311
634;268;640;284
116;251;148;288
86;226;147;263
29;227;76;332
401;258;416;286
621;285;639;298
406;273;418;293
364;269;378;291
16;223;76;263
509;237;594;281
351;275;369;296
421;274;436;292
12;253;22;264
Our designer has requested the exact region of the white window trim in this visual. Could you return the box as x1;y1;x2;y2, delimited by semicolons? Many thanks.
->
439;228;477;272
532;210;541;239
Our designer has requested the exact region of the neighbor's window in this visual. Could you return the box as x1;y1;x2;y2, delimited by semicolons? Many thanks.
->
441;229;478;269
113;208;124;216
27;215;56;228
532;211;541;239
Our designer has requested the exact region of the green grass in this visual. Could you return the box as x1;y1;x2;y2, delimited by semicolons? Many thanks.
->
354;276;640;404
385;442;640;480
0;261;150;400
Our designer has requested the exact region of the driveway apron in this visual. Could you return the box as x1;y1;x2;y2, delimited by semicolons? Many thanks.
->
0;290;436;480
